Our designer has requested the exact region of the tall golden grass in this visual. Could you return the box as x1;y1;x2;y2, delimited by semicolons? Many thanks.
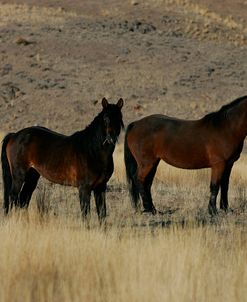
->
0;212;247;302
0;143;246;301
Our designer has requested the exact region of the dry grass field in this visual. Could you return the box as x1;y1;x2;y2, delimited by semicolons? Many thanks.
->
0;0;247;301
0;145;247;301
0;212;247;302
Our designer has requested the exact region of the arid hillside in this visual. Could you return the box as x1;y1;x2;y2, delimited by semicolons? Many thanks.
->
0;0;246;135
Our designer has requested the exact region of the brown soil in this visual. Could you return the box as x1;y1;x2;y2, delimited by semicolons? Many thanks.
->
0;0;246;135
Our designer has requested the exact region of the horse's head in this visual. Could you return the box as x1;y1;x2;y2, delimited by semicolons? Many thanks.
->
101;97;124;145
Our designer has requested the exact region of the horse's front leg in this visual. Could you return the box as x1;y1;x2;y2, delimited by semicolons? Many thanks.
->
220;163;233;212
79;185;91;219
208;163;225;216
208;183;220;216
94;184;107;223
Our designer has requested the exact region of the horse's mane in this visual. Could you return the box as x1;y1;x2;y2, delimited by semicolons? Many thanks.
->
203;95;247;125
71;111;105;151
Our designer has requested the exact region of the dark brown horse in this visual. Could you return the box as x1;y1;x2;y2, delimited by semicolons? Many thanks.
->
1;98;124;221
124;95;247;215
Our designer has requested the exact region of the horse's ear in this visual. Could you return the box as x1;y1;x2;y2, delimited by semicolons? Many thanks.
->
117;98;124;109
102;97;109;108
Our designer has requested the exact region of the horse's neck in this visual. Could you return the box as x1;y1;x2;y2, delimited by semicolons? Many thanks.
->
91;142;115;172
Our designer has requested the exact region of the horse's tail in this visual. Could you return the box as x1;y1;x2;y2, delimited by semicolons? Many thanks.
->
1;133;14;214
124;123;140;210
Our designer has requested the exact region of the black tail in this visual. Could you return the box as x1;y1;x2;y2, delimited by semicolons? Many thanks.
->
1;133;14;214
124;123;140;210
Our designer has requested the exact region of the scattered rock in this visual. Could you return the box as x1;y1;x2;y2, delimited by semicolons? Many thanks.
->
207;67;215;76
131;0;139;5
15;36;35;46
57;83;66;89
1;83;24;101
161;15;180;24
190;102;198;110
121;48;130;55
1;64;12;76
134;104;143;111
128;20;156;34
161;87;168;95
36;79;66;90
97;19;156;34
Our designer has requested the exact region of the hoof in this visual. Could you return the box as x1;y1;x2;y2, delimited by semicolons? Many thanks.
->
208;207;218;216
221;207;233;214
142;208;157;215
157;210;165;215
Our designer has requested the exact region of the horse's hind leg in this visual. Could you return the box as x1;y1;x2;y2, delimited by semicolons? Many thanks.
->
19;168;40;209
9;172;26;209
94;184;106;222
138;160;160;214
220;163;233;212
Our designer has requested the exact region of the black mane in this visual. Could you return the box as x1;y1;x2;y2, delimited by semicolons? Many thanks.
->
73;110;105;142
203;95;247;125
71;105;123;155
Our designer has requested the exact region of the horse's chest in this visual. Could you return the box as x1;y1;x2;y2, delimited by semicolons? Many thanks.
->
97;161;113;179
92;159;114;186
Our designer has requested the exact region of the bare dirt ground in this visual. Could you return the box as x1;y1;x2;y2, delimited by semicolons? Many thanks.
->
0;0;246;221
0;0;246;134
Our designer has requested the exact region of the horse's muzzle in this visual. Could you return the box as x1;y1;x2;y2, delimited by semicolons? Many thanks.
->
103;134;115;145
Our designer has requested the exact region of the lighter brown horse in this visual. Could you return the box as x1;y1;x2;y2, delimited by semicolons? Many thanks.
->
124;95;247;215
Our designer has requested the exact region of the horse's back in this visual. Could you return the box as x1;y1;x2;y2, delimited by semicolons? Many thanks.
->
5;126;82;185
6;126;72;166
15;126;67;140
127;114;199;138
9;126;70;149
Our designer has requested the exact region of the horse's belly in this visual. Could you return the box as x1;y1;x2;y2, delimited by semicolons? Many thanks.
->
162;153;210;170
33;164;79;187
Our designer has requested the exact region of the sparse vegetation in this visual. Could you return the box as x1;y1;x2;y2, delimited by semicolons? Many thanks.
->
0;201;247;302
0;144;246;301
